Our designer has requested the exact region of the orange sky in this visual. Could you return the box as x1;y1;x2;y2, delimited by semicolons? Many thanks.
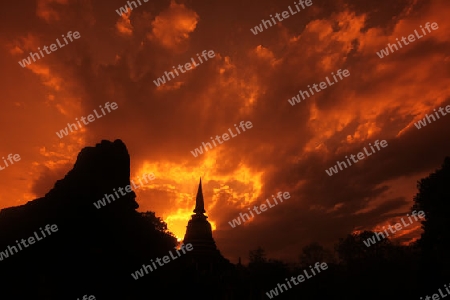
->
0;0;449;263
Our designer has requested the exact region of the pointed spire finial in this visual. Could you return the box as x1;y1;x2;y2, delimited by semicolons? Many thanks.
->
194;177;206;215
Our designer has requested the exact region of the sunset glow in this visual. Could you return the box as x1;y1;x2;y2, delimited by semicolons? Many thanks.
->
1;0;449;265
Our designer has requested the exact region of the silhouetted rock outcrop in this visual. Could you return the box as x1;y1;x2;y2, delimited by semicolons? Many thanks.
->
2;140;446;300
0;140;176;300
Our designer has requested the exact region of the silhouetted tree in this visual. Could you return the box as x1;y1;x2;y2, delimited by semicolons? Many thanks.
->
412;157;450;283
248;246;267;264
335;231;392;266
299;242;335;267
140;211;173;234
246;246;291;298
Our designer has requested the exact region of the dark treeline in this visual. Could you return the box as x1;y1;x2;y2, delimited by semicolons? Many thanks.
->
236;157;449;299
0;140;448;299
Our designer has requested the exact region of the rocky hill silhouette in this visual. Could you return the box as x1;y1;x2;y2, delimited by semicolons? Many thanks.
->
0;140;177;299
2;139;445;300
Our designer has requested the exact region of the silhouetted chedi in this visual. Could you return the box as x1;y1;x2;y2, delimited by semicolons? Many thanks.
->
179;178;235;298
183;178;228;260
1;140;449;300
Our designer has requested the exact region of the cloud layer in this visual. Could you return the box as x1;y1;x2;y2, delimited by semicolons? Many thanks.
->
1;0;449;263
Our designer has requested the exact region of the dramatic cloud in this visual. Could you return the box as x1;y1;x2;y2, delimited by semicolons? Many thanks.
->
1;0;449;263
148;1;199;52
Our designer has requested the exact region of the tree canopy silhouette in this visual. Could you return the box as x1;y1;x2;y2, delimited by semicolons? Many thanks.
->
413;156;450;282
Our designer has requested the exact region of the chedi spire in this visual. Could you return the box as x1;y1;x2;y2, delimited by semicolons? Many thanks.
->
193;178;206;216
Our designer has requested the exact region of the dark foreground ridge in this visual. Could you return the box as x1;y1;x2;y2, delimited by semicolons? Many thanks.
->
0;140;450;299
0;139;237;300
0;140;177;299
